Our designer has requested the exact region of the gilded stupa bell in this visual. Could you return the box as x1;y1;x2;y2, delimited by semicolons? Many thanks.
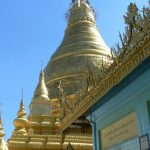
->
28;70;55;135
44;0;111;101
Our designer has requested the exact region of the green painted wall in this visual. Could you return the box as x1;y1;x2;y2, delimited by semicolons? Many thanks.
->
88;62;150;150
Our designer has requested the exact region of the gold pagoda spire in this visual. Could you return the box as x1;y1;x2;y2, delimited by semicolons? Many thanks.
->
0;118;9;150
29;69;51;116
0;118;5;140
32;69;49;101
13;98;28;135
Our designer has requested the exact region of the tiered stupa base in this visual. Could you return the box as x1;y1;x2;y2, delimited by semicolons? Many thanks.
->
8;133;92;150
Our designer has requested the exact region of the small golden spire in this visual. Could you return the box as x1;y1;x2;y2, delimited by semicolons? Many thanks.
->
0;118;8;150
0;103;3;121
22;88;24;100
41;60;44;70
0;118;5;140
18;99;26;118
13;96;28;135
32;69;49;101
0;103;5;139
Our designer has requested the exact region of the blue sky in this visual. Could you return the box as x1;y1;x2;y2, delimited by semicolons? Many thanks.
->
0;0;149;140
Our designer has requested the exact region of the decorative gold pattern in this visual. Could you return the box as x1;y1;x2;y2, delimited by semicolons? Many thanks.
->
8;134;92;150
50;49;109;63
61;35;150;130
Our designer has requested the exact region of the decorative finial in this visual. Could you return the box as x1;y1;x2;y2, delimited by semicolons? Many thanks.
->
22;88;24;100
67;0;95;27
41;60;44;71
0;103;5;141
19;89;25;111
0;103;3;120
20;98;24;111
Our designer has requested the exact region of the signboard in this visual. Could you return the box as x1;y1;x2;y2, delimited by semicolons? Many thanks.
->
100;112;138;150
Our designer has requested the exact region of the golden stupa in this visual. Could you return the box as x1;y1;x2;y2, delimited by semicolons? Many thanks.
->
44;0;111;102
8;70;93;150
8;0;111;150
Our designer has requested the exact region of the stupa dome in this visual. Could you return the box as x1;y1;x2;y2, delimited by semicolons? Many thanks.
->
44;0;111;100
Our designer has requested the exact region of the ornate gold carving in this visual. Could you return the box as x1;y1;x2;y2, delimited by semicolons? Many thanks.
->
111;3;150;56
61;36;150;130
8;134;93;150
